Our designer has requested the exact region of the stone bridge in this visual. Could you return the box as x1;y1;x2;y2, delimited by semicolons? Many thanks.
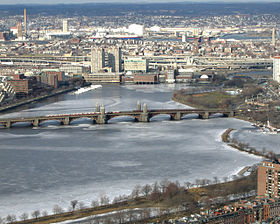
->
0;104;237;128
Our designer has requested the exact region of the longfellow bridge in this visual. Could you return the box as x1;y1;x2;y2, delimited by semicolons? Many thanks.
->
0;104;237;128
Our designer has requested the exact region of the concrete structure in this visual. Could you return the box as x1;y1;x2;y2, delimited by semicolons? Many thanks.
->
258;159;280;198
273;56;280;83
0;108;236;128
91;47;105;73
124;58;148;73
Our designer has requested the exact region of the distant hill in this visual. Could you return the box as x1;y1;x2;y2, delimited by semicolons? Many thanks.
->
0;2;280;17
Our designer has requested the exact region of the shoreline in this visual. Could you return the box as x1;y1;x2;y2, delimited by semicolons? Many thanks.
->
0;87;77;114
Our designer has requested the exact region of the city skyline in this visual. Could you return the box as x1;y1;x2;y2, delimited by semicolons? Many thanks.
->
0;0;280;5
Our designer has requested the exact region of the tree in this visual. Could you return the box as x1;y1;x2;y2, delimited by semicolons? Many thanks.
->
131;184;142;199
0;217;4;224
32;210;40;219
213;176;219;184
91;200;99;208
53;204;64;214
6;215;16;223
42;211;48;216
78;201;86;210
223;176;228;183
20;213;28;221
71;200;78;211
141;184;152;198
100;194;110;206
184;181;192;189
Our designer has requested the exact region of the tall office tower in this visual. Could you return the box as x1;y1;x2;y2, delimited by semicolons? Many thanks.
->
108;47;122;73
272;28;276;46
91;47;105;73
258;159;280;198
24;9;27;37
273;56;280;83
17;21;23;39
63;19;68;33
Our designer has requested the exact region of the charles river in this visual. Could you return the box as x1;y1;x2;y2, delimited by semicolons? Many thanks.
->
0;84;279;217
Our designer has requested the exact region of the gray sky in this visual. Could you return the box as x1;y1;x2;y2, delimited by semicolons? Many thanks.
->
0;0;280;4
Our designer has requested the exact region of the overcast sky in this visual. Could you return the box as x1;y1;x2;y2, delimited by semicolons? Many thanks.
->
0;0;280;4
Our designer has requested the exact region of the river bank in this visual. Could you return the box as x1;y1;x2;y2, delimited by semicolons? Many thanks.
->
0;87;78;114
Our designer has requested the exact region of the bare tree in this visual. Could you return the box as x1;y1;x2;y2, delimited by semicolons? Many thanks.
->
20;213;28;221
223;176;228;183
53;204;64;214
42;210;48;216
160;178;170;193
6;215;16;223
71;200;78;211
100;194;110;206
141;184;152;198
213;176;219;184
32;210;40;219
91;200;99;208
0;217;3;224
131;184;142;199
184;181;192;189
78;201;86;210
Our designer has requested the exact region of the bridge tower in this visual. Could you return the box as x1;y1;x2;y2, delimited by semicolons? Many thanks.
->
139;103;150;122
96;103;100;112
137;100;141;111
96;106;108;124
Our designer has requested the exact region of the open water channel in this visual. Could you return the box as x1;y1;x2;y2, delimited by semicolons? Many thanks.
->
0;84;278;217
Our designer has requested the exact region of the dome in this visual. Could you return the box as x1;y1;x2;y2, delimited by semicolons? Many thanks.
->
200;74;209;79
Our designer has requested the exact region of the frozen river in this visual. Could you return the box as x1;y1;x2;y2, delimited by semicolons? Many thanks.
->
0;84;277;217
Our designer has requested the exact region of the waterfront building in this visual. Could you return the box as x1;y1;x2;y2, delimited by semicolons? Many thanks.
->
273;57;280;83
83;73;120;83
258;158;280;198
124;58;149;73
91;47;105;73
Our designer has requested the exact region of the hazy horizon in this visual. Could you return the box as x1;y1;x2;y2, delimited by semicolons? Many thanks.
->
0;0;280;5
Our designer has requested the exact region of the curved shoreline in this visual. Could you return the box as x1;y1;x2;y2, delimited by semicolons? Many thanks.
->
221;128;273;160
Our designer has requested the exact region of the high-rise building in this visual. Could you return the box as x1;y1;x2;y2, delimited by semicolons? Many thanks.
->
63;19;68;33
17;21;23;39
91;47;105;73
108;47;122;73
273;56;280;83
258;159;280;198
272;28;276;46
24;9;27;37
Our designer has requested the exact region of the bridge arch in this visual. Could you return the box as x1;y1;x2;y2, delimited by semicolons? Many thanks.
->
150;114;172;121
69;117;95;125
108;115;138;123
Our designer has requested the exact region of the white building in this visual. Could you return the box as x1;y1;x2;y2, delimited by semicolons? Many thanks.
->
128;24;144;36
273;56;280;83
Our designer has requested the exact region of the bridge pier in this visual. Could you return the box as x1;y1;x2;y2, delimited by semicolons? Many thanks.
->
174;112;181;121
5;120;11;128
32;119;39;127
202;112;209;119
96;106;108;124
62;117;70;125
139;113;150;122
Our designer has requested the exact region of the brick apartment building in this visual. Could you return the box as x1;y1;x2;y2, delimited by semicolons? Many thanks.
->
258;159;280;198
